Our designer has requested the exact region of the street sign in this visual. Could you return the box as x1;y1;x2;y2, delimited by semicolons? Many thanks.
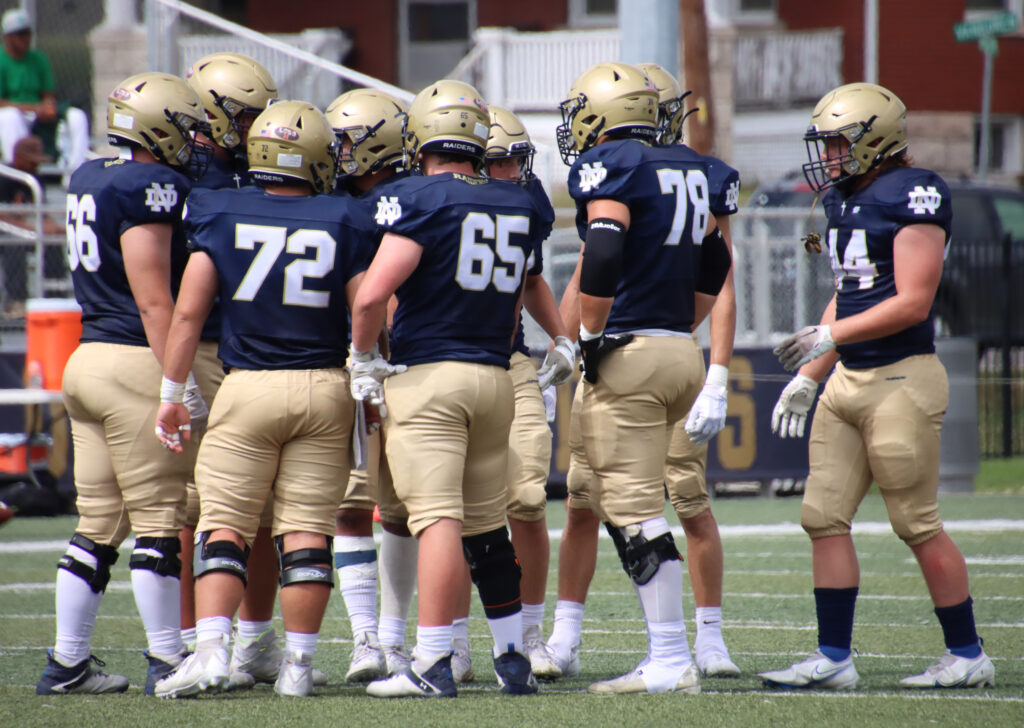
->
954;11;1019;42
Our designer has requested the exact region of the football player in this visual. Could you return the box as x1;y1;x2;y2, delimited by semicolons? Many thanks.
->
545;63;742;679
760;83;994;691
450;104;571;681
36;72;210;696
181;51;314;691
324;87;416;681
350;79;547;698
552;62;731;695
153;100;375;698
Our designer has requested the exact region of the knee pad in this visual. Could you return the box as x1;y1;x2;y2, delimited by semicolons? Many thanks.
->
462;528;521;619
129;536;182;578
606;523;681;586
57;533;120;594
193;532;248;585
276;535;334;588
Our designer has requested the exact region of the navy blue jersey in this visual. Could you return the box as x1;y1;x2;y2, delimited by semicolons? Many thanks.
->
659;144;741;218
823;166;952;368
192;153;250;191
374;172;548;368
570;139;713;335
67;157;192;346
512;177;555;356
184;186;375;370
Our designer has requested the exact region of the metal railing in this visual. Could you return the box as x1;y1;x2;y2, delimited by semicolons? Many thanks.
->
733;29;843;109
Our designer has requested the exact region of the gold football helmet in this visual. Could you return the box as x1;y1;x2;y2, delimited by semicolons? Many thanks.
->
485;105;535;181
403;79;490;169
247;100;338;194
803;82;908;192
186;52;278;150
107;71;210;178
324;88;408;176
556;62;658;164
635;63;692;146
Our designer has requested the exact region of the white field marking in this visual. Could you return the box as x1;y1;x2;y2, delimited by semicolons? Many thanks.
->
722;569;1024;578
4;519;1024;554
584;590;1024;601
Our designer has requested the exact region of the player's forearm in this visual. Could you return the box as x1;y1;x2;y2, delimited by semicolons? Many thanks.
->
706;270;737;367
351;300;388;353
558;256;583;342
524;275;568;341
162;317;202;384
579;293;613;335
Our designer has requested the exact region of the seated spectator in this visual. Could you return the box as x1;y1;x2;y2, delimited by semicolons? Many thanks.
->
0;9;89;174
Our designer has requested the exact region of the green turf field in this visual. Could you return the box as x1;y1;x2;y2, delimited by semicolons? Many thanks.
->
2;492;1022;728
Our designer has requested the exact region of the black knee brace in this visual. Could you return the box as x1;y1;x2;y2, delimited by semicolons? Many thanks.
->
605;523;681;586
462;528;521;619
57;533;120;594
275;535;334;588
129;536;182;578
193;532;248;585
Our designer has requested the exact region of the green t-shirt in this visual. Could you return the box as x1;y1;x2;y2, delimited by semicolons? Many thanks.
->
0;47;55;103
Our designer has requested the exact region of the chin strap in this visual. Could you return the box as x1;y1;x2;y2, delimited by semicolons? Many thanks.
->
802;192;822;254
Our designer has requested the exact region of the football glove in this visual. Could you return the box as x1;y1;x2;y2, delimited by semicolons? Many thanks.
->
541;384;557;424
685;364;729;445
771;374;819;439
537;335;576;389
349;347;406;407
579;330;633;384
774;325;835;371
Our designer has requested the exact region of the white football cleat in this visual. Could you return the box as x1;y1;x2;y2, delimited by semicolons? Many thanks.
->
523;625;562;681
451;637;474;683
588;662;700;695
346;632;386;683
155;637;230;698
696;647;740;678
899;650;995;689
548;642;581;677
367;653;457;698
759;650;859;690
383;644;412;676
275;651;314;697
229;628;328;688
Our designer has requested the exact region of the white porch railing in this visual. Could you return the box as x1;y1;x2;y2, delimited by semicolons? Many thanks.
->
734;29;843;109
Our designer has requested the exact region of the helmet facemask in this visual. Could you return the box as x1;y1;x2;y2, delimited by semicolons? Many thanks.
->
803;116;891;192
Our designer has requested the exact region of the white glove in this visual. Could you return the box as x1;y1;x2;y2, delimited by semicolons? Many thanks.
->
349;347;406;408
771;374;819;439
541;384;557;424
183;371;209;422
685;363;729;445
774;325;835;371
537;335;576;389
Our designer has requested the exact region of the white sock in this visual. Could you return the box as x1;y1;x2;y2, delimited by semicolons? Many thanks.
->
379;616;407;650
694;606;725;650
630;518;689;667
451;617;469;644
237;619;274;643
335;535;379;637
415;624;453;664
196;615;233;645
53;544;103;666
548;600;584;655
285;630;319;659
521;602;544;634
487;612;523;656
647;620;690;669
130;567;184;658
379;531;417;644
181;627;197;647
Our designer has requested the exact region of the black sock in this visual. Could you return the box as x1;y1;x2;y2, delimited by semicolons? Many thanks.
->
935;597;981;658
814;586;858;660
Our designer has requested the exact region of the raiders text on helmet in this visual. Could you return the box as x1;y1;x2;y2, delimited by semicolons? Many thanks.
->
325;88;408;177
107;71;211;178
556;62;658;164
247;100;338;194
186;52;278;150
803;82;908;192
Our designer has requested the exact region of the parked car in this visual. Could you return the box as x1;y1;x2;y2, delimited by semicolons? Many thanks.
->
750;173;1024;344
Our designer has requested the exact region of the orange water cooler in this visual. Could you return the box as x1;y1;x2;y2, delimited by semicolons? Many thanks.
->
24;298;82;391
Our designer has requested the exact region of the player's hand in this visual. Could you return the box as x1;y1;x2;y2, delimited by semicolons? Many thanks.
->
771;374;819;439
579;331;633;384
774;325;835;371
685;365;729;445
349;347;406;407
155;402;191;454
537;336;576;389
184;372;209;422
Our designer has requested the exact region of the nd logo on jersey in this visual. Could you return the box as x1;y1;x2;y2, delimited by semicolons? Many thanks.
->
375;196;402;226
907;185;942;215
145;183;178;213
724;180;740;212
578;162;607;193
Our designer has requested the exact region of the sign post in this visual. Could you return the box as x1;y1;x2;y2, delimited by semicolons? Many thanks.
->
954;11;1019;181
